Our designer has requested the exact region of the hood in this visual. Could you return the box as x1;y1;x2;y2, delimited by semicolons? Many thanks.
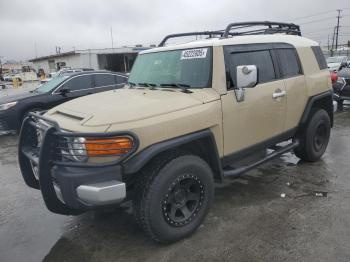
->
0;91;38;105
47;88;220;127
327;62;340;70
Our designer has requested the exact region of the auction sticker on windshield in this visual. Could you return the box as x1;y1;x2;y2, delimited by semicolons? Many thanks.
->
181;48;208;60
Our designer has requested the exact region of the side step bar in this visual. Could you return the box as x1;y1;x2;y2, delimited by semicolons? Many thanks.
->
223;140;299;178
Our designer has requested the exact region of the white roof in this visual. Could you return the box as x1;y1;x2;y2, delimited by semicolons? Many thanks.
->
141;35;318;54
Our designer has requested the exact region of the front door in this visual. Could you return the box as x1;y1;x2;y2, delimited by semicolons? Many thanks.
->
50;74;94;107
221;46;287;159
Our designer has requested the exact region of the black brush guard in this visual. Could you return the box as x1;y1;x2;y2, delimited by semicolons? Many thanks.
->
18;112;139;215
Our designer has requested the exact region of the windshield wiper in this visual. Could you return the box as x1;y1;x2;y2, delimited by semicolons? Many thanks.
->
160;83;193;93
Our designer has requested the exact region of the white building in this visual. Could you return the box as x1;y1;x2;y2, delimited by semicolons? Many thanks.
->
29;46;152;74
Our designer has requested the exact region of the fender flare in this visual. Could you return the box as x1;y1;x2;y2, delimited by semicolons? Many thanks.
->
123;129;223;181
299;90;334;128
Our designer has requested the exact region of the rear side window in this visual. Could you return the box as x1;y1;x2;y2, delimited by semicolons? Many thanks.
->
115;74;128;84
94;74;116;87
226;50;276;87
275;49;302;78
63;75;93;91
311;46;328;70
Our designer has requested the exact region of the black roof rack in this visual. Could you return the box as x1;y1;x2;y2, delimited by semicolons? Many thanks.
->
158;21;301;47
158;31;230;47
222;21;301;38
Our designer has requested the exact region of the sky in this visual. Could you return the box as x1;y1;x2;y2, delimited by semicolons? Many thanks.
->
0;0;350;61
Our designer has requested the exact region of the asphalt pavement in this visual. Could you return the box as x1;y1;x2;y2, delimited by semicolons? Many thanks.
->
1;86;350;261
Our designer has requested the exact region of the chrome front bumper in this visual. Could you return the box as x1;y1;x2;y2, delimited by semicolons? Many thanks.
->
76;180;126;206
54;180;126;206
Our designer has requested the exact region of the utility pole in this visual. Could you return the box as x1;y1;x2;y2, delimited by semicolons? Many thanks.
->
0;56;3;78
335;9;342;50
110;27;114;49
327;35;330;51
331;26;336;55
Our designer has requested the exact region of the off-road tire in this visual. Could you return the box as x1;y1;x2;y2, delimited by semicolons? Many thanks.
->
294;109;331;162
133;152;214;243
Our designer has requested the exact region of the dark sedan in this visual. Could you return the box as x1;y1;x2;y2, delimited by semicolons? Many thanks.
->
333;66;350;105
0;71;127;134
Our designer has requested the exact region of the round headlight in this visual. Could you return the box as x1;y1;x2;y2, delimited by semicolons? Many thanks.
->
69;137;87;162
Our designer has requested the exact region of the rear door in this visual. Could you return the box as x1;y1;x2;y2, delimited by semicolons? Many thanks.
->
274;48;306;131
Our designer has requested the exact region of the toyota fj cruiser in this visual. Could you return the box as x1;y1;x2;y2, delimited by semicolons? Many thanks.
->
18;22;333;243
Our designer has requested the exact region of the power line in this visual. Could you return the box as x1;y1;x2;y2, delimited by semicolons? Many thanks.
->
292;10;336;21
299;16;337;25
303;27;336;34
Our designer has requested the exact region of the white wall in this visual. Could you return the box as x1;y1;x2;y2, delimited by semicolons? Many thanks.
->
32;53;99;74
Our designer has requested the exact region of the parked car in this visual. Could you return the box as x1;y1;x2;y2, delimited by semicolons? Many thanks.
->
0;71;127;134
327;56;348;71
41;68;94;84
18;22;332;243
332;65;350;105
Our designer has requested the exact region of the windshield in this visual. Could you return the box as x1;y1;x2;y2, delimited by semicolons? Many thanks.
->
36;75;69;93
327;56;347;63
128;47;212;88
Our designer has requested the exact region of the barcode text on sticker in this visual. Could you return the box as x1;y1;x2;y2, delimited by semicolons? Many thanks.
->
181;48;208;60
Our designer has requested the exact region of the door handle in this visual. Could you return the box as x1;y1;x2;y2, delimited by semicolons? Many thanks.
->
272;90;286;99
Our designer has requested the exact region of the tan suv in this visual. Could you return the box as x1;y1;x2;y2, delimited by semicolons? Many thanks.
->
19;22;333;243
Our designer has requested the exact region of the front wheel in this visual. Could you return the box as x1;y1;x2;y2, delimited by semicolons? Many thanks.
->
133;153;214;243
294;109;331;162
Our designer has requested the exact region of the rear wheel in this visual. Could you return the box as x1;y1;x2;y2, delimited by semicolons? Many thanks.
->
133;153;214;243
294;109;331;162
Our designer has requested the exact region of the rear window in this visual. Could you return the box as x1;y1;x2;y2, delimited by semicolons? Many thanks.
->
311;46;327;70
275;49;302;78
94;74;116;87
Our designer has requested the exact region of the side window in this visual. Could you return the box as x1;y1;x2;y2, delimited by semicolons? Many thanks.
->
94;74;116;87
311;46;327;70
115;74;128;84
276;49;302;77
227;50;276;87
63;75;93;91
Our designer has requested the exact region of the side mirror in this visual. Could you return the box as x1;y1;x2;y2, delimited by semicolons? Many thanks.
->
59;87;70;96
236;65;257;88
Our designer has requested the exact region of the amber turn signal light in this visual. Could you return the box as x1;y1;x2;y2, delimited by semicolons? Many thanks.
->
85;137;133;157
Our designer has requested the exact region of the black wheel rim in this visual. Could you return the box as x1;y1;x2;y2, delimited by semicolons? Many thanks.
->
162;174;204;227
313;123;327;151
